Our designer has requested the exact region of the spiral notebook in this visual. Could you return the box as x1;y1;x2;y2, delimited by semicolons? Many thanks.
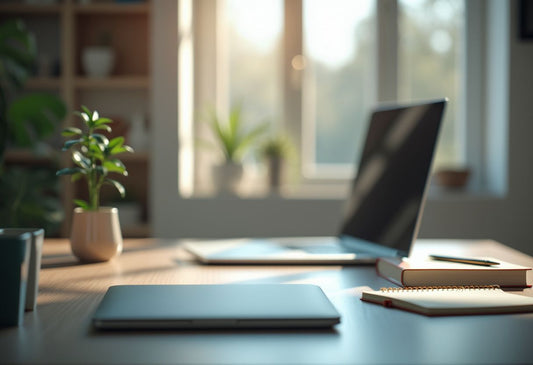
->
361;286;533;316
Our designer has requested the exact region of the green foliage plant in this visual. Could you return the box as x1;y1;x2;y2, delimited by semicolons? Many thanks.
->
57;106;133;211
202;104;268;164
0;19;66;160
0;19;66;235
260;133;295;161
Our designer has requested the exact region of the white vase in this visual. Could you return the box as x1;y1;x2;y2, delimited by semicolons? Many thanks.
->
211;162;244;195
82;46;115;78
70;207;123;262
128;113;148;151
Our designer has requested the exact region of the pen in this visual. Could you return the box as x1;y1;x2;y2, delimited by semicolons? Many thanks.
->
429;255;500;266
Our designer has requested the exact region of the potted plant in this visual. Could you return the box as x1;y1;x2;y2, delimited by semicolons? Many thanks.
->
201;105;267;195
57;106;133;262
260;133;294;193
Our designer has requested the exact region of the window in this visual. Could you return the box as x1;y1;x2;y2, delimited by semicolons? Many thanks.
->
302;0;376;178
190;0;470;195
398;0;464;168
221;0;283;122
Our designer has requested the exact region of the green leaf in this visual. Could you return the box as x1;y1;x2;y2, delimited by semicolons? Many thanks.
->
0;20;36;87
74;199;90;210
234;121;269;158
105;178;126;198
109;145;134;155
91;110;99;122
91;133;109;146
61;127;82;136
75;110;90;123
7;93;66;148
94;117;113;126
62;139;81;150
88;143;104;157
103;159;127;174
72;151;90;169
94;124;112;133
81;105;91;116
71;172;84;182
56;167;81;176
109;137;134;155
108;136;124;150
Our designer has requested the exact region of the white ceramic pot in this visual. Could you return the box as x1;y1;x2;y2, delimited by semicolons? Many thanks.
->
82;46;115;78
70;207;123;262
211;162;244;195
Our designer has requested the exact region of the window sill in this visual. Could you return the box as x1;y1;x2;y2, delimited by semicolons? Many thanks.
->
182;181;506;202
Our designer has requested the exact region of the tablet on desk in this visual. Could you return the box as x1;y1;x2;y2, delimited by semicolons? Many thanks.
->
92;284;341;330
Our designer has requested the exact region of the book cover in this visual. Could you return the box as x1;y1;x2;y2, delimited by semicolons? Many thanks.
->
376;257;531;287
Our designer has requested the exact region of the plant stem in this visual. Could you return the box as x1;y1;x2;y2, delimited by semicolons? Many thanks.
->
88;125;99;210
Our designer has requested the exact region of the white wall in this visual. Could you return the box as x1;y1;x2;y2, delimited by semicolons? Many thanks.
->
151;0;533;256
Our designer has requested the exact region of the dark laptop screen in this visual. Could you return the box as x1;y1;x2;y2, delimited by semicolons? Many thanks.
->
339;99;446;255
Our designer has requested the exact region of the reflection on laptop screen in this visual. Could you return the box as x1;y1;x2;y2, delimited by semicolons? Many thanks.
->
339;99;447;255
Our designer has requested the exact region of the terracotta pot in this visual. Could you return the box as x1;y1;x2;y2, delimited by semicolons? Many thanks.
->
70;207;123;262
434;168;471;189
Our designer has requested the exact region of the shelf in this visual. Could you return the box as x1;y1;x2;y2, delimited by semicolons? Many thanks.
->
9;0;152;238
26;77;62;90
74;2;149;15
0;4;62;15
75;76;150;89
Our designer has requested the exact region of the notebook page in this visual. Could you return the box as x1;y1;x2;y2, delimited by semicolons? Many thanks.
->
381;287;533;310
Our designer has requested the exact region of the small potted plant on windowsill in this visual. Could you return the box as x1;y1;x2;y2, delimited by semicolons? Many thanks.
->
260;133;295;194
201;104;268;195
57;106;133;262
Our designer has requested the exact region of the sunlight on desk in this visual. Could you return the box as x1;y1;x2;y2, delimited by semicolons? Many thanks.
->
1;238;531;365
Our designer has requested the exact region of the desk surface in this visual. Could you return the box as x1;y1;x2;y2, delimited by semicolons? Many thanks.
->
1;238;532;364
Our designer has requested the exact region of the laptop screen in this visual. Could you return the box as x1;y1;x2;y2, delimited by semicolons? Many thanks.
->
339;99;447;256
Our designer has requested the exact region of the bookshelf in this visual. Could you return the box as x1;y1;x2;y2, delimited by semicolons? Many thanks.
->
1;0;152;238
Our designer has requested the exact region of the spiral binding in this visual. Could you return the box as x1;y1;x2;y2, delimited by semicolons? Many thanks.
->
379;285;500;292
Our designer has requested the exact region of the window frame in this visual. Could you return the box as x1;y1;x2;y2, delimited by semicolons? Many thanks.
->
188;0;492;195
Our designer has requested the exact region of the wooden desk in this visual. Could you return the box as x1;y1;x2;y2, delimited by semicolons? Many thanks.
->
1;239;532;364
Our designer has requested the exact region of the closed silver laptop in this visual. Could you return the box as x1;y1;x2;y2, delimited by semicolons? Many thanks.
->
92;284;341;329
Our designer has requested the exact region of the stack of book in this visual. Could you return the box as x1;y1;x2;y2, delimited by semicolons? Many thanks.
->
361;256;533;316
375;256;530;288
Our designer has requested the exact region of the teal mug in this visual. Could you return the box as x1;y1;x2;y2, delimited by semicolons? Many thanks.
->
0;231;31;326
0;228;44;311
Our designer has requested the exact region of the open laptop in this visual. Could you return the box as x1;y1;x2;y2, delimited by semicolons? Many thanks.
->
92;284;341;329
185;99;447;264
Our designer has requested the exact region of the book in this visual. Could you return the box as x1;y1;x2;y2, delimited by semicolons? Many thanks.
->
376;257;531;288
361;285;533;316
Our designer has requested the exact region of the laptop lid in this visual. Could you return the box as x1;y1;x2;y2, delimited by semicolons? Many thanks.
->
92;284;341;329
339;99;447;257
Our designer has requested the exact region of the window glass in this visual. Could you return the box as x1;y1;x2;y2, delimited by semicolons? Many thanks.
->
223;0;283;127
399;0;465;168
302;0;376;176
